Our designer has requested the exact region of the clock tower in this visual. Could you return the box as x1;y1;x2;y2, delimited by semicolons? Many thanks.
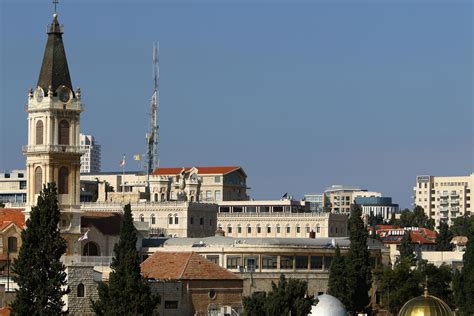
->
23;13;83;254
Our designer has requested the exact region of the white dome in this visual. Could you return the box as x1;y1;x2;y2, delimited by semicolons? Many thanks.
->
309;294;347;316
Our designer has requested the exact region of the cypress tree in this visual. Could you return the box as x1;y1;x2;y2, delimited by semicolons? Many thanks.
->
399;231;415;262
327;245;348;306
453;228;474;315
435;221;453;251
10;183;69;315
91;204;159;315
345;204;372;314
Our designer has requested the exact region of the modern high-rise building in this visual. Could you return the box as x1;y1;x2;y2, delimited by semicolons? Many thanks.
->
80;133;101;173
413;173;474;227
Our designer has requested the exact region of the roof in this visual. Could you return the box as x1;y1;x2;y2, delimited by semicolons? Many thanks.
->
0;208;25;230
451;236;468;246
81;212;122;235
152;166;242;176
0;307;10;316
379;227;437;245
141;251;241;281
37;13;73;96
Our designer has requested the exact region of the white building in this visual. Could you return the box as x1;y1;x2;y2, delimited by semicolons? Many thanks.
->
79;134;101;173
413;173;474;227
0;170;27;204
323;185;382;214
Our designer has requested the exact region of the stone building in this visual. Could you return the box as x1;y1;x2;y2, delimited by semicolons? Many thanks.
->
0;209;24;280
64;265;100;316
141;251;243;316
323;185;382;214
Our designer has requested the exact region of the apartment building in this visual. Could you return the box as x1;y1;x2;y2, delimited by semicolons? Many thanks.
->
0;170;27;204
414;173;473;227
79;134;101;173
323;185;381;213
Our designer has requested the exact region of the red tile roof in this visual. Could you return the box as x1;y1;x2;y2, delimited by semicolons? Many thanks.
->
0;307;10;316
0;208;25;230
379;227;437;245
152;166;241;176
141;252;241;281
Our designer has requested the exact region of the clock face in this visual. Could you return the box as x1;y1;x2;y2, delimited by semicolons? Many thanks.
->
57;86;71;103
34;87;44;102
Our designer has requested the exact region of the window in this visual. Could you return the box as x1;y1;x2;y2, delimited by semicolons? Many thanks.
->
214;176;221;183
36;120;44;145
174;214;179;224
165;301;178;309
280;256;294;269
247;225;252;234
306;225;310;233
316;224;320;233
273;206;283;212
77;283;85;298
310;256;323;270
237;225;242;234
206;190;212;201
59;120;70;145
227;225;232;234
215;190;221;201
58;167;68;194
226;256;241;269
139;214;144;222
262;255;277;269
296;225;301;234
83;242;99;256
7;237;17;253
295;256;308;270
168;214;173;224
150;214;156;225
206;255;219;265
257;224;261;234
267;225;271;234
34;166;42;194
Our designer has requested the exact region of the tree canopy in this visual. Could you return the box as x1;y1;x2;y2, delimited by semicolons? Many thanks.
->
10;183;69;315
395;206;434;230
399;232;415;262
327;245;348;307
454;228;474;315
91;204;159;315
450;215;474;237
435;221;453;251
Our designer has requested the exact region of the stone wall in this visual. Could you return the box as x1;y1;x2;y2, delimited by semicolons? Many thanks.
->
66;265;99;315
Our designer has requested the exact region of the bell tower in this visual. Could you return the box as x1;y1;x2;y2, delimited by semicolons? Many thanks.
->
23;13;83;254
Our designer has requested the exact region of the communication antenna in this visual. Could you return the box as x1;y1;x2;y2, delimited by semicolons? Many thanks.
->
146;42;159;175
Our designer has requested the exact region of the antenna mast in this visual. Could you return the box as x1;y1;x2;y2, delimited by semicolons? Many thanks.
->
146;42;159;175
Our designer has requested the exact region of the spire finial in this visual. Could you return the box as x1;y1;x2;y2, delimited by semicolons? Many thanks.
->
53;0;59;13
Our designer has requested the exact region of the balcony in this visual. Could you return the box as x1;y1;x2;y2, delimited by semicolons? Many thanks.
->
439;200;449;206
22;145;84;154
451;200;460;205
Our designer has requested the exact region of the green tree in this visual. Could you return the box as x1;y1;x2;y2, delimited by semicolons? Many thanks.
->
396;206;434;230
453;228;474;315
91;204;159;315
242;291;267;316
399;232;415;262
450;215;474;237
327;245;348;306
345;204;372;314
435;221;453;251
418;261;453;308
0;202;5;208
264;275;315;316
10;183;69;315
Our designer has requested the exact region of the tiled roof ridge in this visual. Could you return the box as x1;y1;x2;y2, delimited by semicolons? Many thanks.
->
179;252;194;279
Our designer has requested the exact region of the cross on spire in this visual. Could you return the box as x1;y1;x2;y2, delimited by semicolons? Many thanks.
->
53;0;59;13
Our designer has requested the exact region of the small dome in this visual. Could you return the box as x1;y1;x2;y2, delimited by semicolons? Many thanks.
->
309;294;347;316
399;293;453;316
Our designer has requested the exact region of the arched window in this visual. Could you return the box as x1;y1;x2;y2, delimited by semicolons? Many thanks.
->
59;120;70;145
227;224;232;234
7;236;17;253
150;214;156;225
257;224;261;234
296;224;301;234
161;193;165;201
77;283;85;298
247;224;252;234
306;224;310;233
286;224;291;234
266;224;271;234
139;214;144;222
276;224;281;234
154;193;158;202
58;167;68;194
316;224;320;234
174;213;179;224
237;224;242;234
36;120;44;145
190;196;195;202
168;214;173;225
34;166;42;194
83;242;100;256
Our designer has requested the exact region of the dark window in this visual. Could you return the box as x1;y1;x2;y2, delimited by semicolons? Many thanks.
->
273;206;283;212
295;256;308;269
280;256;294;269
34;166;42;194
200;217;204;225
226;256;241;269
257;226;262;234
168;216;173;224
58;167;68;194
19;181;27;189
174;215;179;224
262;255;277;269
310;256;323;270
77;283;85;297
233;207;243;213
165;301;178;309
206;255;219;265
151;214;156;225
7;237;17;253
247;226;252;234
190;217;194;225
267;226;271;234
36;120;44;145
220;207;230;213
59;120;70;145
83;242;99;256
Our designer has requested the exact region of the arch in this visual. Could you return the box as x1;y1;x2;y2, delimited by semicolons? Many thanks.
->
217;223;223;230
286;224;291;234
154;193;158;202
7;236;17;253
58;166;69;194
247;224;252;234
276;224;281;234
83;242;100;256
161;193;165;201
237;224;242;234
150;214;156;225
77;283;85;298
34;166;43;194
190;196;195;202
257;224;262;234
168;213;173;225
58;120;70;145
227;223;232;234
139;214;144;222
266;224;272;234
296;224;301;234
35;120;44;145
174;213;179;225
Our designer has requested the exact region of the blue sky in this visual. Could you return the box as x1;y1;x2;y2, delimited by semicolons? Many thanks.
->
1;0;472;208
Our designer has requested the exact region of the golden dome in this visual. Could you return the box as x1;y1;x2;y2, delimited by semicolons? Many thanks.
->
398;292;453;316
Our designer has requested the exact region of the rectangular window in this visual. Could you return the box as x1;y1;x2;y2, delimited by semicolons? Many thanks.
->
215;190;221;201
214;176;221;183
227;226;232;234
262;256;277;269
206;190;212;201
286;226;291;233
257;226;262;234
310;256;323;270
296;226;301;233
164;301;178;309
295;256;308;270
206;255;219;265
238;226;242;234
226;256;241;269
276;226;281;234
244;256;259;270
247;206;257;213
280;256;294;269
273;206;283;212
247;226;252;233
260;206;270;212
200;217;204;225
267;226;271;234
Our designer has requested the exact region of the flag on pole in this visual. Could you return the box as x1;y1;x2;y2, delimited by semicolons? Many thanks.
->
134;154;141;161
119;154;126;168
78;229;89;242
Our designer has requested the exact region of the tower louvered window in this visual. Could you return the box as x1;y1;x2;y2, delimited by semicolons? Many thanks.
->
59;120;70;145
34;166;42;194
36;120;44;145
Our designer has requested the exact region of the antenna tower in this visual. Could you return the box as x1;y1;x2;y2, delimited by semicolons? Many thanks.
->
146;42;159;175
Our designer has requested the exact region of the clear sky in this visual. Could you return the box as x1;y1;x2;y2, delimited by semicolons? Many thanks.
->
0;0;472;208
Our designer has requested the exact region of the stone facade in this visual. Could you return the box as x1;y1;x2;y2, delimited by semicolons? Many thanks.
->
66;265;99;315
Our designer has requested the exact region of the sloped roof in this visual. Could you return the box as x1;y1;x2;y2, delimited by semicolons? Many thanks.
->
141;251;241;281
0;208;25;230
379;228;437;245
152;166;242;176
81;212;121;235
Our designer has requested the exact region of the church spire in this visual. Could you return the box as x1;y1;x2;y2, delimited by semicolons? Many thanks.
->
37;13;73;97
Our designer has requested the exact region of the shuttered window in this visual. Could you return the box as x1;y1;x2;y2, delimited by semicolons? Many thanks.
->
36;120;44;145
59;120;70;145
34;166;42;194
58;167;68;194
